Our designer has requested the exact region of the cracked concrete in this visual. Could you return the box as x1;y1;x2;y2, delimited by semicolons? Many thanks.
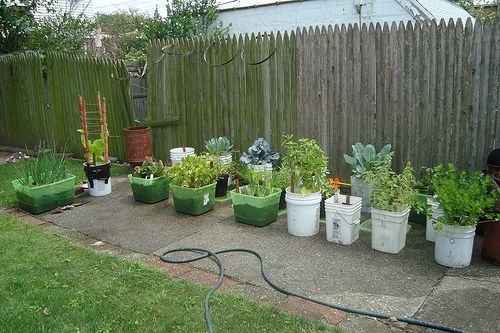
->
5;175;500;333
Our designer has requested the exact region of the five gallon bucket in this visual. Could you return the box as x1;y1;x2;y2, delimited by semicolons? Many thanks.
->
435;225;476;268
170;147;195;165
350;176;372;214
371;207;410;254
325;194;362;245
426;197;444;242
285;188;321;236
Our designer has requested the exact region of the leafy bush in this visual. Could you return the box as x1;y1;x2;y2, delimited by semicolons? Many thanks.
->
77;129;105;164
364;159;421;213
240;138;280;166
271;166;292;190
15;146;70;187
133;159;168;179
167;155;216;188
240;168;273;197
431;164;500;228
343;143;393;178
282;135;328;195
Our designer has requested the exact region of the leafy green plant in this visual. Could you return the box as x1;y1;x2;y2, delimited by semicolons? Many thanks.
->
240;138;280;166
271;166;292;190
240;167;273;197
167;155;217;188
205;136;234;157
14;146;70;187
77;129;106;164
133;159;168;179
364;159;421;213
431;164;500;228
282;135;328;195
343;143;393;178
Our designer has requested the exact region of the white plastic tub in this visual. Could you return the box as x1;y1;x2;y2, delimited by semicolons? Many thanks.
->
170;147;195;165
285;187;322;236
325;194;362;245
435;225;476;268
371;207;410;254
88;178;112;196
426;197;444;242
218;154;232;165
350;176;372;214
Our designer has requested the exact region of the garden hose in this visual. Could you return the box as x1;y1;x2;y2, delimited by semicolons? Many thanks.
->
160;247;468;333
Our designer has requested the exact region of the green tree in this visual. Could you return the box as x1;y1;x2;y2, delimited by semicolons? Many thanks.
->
0;0;54;54
27;13;94;54
95;10;149;60
451;0;499;22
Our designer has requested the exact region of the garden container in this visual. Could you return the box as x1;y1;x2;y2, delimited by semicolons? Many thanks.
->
279;189;286;210
482;222;500;265
170;183;216;215
325;194;362;245
84;162;111;196
251;163;273;176
230;186;281;227
215;174;229;197
426;197;444;242
371;207;410;254
218;154;233;186
170;147;195;165
128;174;169;204
12;175;76;214
350;176;372;214
123;126;152;167
409;193;430;225
285;187;321;236
435;225;476;268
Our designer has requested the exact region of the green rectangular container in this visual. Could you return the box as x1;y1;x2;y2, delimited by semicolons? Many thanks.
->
170;183;216;216
230;186;281;227
12;175;76;215
128;174;170;204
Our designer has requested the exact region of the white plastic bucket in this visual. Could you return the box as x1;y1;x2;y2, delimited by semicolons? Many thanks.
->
371;207;410;254
88;178;112;196
350;176;372;214
218;154;232;165
285;187;322;236
251;163;273;176
325;194;362;245
170;147;195;165
435;225;476;268
426;197;444;242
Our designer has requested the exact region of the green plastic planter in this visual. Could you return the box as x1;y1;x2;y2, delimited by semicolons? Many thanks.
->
230;186;281;227
170;183;217;215
12;175;76;214
128;174;170;204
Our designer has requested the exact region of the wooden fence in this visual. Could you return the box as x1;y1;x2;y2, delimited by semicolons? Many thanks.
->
147;32;297;161
0;53;47;148
46;53;133;159
0;53;133;160
148;18;499;180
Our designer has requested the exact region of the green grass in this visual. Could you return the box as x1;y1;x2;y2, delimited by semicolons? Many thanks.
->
0;159;130;209
0;214;340;333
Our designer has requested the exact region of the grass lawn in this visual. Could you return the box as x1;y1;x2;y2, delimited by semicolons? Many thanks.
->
0;214;340;333
0;159;130;209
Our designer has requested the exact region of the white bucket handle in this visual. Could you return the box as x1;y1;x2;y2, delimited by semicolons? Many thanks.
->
333;209;360;225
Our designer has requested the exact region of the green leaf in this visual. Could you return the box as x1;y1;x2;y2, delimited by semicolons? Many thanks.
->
343;154;357;166
363;145;376;162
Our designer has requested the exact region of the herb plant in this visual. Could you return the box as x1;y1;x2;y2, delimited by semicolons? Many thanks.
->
343;143;393;178
205;137;234;157
271;166;292;190
364;160;421;213
167;155;217;188
282;135;328;195
77;129;105;164
431;164;500;228
240;168;273;197
240;138;280;166
15;146;70;187
133;159;168;179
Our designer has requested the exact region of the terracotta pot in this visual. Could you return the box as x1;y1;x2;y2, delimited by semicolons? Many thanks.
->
123;126;152;167
482;221;500;265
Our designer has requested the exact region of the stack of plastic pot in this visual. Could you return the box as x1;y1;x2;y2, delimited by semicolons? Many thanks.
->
325;194;362;245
